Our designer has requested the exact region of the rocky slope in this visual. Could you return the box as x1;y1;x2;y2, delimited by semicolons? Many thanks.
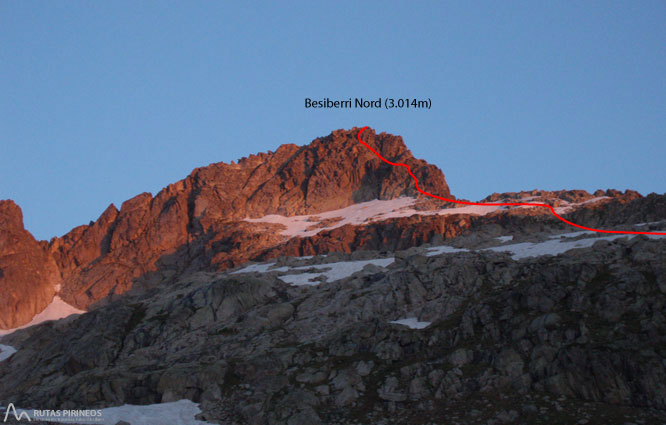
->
1;231;665;424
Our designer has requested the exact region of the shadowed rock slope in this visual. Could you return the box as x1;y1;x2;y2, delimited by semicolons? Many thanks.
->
1;236;665;424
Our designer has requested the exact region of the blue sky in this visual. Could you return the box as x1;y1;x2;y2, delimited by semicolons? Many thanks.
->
2;1;665;240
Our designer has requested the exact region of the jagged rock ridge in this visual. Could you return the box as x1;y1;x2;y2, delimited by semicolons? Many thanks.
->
1;128;663;330
2;128;452;326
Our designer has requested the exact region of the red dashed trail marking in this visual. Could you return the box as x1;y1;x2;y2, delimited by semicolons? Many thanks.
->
356;126;666;236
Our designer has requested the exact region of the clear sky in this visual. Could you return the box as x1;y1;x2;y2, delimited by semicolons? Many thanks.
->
2;1;665;240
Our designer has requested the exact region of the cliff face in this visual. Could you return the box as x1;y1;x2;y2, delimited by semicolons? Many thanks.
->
237;128;452;217
182;127;451;223
0;200;60;329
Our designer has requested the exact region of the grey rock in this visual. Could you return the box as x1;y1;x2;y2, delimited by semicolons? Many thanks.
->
448;348;472;367
528;313;561;332
495;348;523;378
355;360;374;377
378;376;407;402
1;237;665;424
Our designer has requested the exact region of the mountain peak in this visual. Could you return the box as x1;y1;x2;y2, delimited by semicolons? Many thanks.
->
187;128;453;220
1;128;454;322
0;199;24;231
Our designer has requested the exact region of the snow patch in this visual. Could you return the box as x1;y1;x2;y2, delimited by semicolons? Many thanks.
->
0;344;17;362
231;257;325;275
12;399;213;425
278;273;326;286
552;196;611;214
578;196;611;205
423;231;666;261
549;230;594;239
496;236;514;243
489;233;666;260
244;197;504;238
278;258;395;286
231;258;394;286
244;197;417;237
245;196;618;239
231;262;283;274
425;245;469;257
94;399;212;425
389;318;431;329
0;296;86;337
635;221;665;227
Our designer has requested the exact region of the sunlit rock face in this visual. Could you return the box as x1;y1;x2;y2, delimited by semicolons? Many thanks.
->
0;200;59;329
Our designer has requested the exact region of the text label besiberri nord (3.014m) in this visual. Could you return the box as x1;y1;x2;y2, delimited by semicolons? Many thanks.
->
304;98;431;110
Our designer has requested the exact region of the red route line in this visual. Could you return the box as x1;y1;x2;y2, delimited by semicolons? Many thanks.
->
356;126;666;236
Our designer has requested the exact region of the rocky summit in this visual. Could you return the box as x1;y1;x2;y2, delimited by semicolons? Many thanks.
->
0;128;665;425
3;128;452;321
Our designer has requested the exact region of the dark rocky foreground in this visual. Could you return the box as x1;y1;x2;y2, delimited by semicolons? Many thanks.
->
1;233;665;425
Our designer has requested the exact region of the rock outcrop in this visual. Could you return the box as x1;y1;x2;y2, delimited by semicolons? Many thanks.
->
194;127;453;219
0;200;60;329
